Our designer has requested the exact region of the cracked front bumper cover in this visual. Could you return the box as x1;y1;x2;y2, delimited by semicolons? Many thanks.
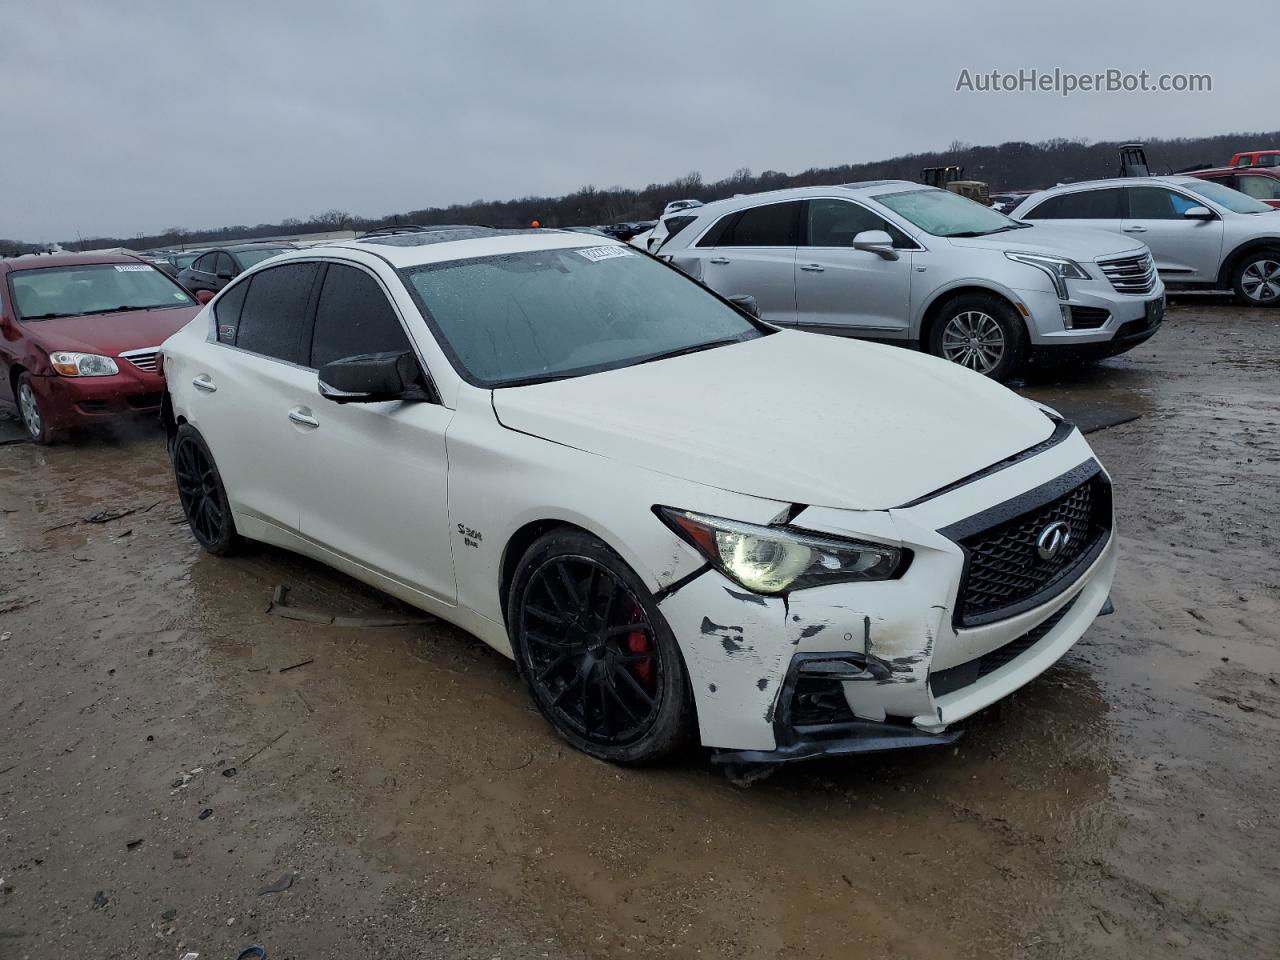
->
711;651;962;766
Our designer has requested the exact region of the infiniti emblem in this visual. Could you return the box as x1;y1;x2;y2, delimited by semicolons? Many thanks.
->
1036;521;1071;561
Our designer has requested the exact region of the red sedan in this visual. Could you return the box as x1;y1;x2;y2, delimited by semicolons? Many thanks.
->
0;253;202;443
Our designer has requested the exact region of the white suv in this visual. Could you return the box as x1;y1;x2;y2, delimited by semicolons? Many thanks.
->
160;227;1115;771
1009;176;1280;306
657;182;1165;380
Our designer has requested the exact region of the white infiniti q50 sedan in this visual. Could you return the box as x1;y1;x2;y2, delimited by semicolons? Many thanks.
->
160;226;1116;770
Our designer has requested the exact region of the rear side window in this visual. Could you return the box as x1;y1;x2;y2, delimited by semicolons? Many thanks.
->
215;252;236;276
720;201;801;246
1025;189;1123;220
658;214;698;248
309;264;411;368
193;253;216;273
234;262;321;363
214;279;249;343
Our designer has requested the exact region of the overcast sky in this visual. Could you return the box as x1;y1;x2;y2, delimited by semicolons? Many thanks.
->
3;0;1269;242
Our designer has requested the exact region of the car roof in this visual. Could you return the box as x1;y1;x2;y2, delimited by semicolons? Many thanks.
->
287;225;629;269
1029;175;1205;194
0;252;144;272
682;181;927;217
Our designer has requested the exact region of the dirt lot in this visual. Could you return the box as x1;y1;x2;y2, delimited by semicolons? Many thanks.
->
1;299;1277;960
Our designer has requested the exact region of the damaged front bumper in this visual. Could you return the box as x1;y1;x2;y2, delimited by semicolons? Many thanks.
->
655;430;1117;765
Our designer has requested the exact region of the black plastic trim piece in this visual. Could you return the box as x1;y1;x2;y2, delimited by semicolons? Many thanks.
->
652;563;711;603
896;418;1077;509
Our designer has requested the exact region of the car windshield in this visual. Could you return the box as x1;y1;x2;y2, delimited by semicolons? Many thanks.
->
1181;179;1275;214
876;188;1026;237
400;245;764;386
234;247;293;268
10;263;195;320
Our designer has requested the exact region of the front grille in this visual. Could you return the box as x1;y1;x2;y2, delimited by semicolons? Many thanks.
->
930;596;1077;698
950;466;1111;627
121;348;159;372
1098;252;1157;295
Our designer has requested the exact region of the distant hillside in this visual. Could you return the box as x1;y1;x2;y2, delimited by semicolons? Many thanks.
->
33;129;1280;253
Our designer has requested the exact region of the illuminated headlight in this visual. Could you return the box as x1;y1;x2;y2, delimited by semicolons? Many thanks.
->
50;352;119;377
656;507;906;594
1005;251;1089;300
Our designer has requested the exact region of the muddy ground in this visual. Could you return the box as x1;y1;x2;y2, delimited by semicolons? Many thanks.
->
1;299;1277;960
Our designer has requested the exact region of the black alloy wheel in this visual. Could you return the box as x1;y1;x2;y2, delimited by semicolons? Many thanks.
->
510;530;693;764
173;424;241;555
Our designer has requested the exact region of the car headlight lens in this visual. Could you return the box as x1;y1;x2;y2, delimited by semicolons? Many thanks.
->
656;507;906;594
49;352;119;377
1005;251;1090;300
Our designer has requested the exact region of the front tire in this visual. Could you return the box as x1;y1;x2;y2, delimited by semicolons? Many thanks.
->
508;529;694;764
15;372;65;445
927;293;1026;381
1231;250;1280;307
173;424;241;555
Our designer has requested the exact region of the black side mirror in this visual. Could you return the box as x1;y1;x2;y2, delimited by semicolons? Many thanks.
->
216;269;235;280
727;294;761;318
318;351;428;404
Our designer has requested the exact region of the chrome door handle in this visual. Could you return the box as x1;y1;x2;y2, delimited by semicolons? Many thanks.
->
191;376;216;393
1123;226;1147;232
800;264;825;272
708;257;730;265
288;408;319;428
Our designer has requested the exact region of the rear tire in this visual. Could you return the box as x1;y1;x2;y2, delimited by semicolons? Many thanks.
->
927;293;1026;381
173;424;242;555
508;528;694;764
1230;249;1280;307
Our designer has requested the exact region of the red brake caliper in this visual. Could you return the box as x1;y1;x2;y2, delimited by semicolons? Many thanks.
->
626;606;653;686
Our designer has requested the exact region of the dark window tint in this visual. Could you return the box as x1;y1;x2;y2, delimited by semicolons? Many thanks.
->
695;212;739;248
309;264;411;368
804;198;913;248
722;201;800;246
1127;187;1202;219
215;252;236;276
1025;188;1124;220
234;262;321;363
658;215;698;248
193;253;217;273
214;279;249;344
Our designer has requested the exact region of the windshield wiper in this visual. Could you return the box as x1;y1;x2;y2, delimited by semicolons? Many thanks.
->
948;223;1030;238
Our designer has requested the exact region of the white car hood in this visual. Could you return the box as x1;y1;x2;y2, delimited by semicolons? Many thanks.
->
492;332;1055;511
947;223;1145;262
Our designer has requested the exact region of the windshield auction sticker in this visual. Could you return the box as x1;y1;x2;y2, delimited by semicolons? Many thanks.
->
113;264;152;271
575;246;633;262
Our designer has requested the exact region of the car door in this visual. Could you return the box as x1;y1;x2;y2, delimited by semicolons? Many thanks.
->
694;200;800;324
292;261;457;605
188;261;323;536
1123;186;1224;282
1021;187;1125;235
793;198;915;338
185;253;220;293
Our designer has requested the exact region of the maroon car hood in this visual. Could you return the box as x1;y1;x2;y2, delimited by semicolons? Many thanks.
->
23;306;201;356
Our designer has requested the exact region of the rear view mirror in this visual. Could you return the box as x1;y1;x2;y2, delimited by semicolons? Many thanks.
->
852;230;899;260
1183;205;1215;220
727;294;761;318
195;289;215;305
318;351;427;404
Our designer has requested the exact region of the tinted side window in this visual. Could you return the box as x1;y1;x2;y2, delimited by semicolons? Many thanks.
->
215;252;236;276
695;212;739;248
235;262;321;363
659;215;698;247
1127;187;1203;219
193;253;216;273
309;264;411;368
1033;188;1124;219
214;278;249;344
804;199;913;248
721;201;801;246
